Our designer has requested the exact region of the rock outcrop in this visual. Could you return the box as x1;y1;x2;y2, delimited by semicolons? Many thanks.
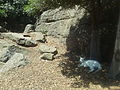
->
35;6;85;43
1;33;37;47
0;38;29;73
35;6;89;53
0;45;28;62
0;53;28;73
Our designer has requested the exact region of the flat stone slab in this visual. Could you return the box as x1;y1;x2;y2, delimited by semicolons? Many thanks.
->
29;32;46;43
1;33;37;47
40;53;54;60
39;44;57;54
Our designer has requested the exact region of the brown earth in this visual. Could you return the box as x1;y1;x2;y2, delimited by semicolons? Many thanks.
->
0;36;120;90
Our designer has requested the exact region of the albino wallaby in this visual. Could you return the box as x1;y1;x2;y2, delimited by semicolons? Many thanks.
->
78;57;102;73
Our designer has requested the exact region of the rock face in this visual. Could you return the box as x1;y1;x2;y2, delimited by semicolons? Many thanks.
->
24;24;34;33
39;44;57;54
35;6;85;42
35;6;91;53
0;53;28;73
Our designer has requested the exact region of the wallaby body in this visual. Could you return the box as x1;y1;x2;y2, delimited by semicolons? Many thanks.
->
78;57;102;73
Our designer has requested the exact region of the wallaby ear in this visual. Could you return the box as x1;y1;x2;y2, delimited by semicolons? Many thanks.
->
79;56;84;62
80;56;85;59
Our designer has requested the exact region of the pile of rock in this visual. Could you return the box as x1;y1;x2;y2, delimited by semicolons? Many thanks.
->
39;44;57;60
23;24;58;60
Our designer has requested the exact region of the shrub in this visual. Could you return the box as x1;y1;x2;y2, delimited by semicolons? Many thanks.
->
0;0;28;18
23;0;43;16
24;0;119;17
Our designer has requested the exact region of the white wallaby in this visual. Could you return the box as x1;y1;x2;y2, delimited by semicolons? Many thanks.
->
78;57;102;73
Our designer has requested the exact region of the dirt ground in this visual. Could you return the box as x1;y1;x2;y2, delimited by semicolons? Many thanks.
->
0;36;120;90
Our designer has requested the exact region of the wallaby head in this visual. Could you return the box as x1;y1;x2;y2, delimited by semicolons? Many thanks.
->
79;57;85;62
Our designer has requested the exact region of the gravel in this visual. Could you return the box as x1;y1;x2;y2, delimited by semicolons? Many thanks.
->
0;36;119;90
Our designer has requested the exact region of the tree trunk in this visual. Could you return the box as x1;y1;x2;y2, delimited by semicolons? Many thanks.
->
89;2;102;61
109;7;120;79
90;26;101;60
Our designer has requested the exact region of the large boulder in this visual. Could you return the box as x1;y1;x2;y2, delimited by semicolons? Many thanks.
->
0;40;29;73
0;45;28;62
35;6;85;42
0;53;28;73
39;6;83;22
36;19;77;38
35;6;90;52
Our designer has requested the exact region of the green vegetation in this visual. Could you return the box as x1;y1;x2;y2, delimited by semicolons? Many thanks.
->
23;0;44;16
0;0;28;18
24;0;119;16
0;0;119;18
